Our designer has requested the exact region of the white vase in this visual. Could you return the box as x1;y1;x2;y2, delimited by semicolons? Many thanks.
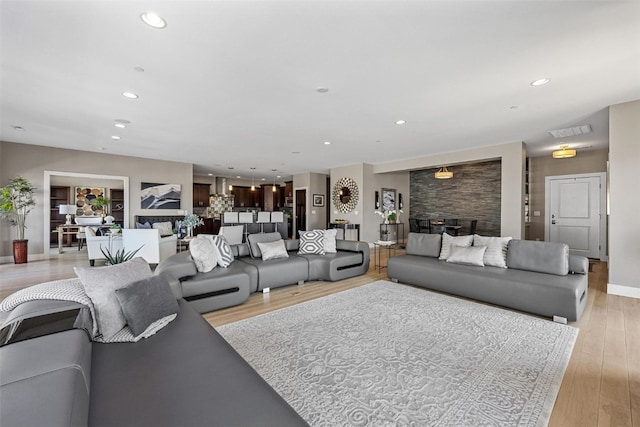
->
384;219;389;224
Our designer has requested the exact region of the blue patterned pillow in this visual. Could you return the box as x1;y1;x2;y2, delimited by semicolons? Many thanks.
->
298;230;325;255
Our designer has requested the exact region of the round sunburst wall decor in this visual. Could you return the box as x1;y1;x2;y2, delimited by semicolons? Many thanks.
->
332;177;359;213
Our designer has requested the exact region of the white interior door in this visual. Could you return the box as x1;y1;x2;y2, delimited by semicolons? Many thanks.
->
547;175;601;258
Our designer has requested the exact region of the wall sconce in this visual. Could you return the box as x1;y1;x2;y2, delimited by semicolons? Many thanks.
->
399;193;403;209
375;191;380;209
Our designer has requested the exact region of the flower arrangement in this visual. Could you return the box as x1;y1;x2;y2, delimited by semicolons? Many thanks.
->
375;209;403;223
177;213;204;236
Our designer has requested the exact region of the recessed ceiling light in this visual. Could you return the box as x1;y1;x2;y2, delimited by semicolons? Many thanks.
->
140;12;167;29
236;175;241;179
509;105;519;110
111;136;121;140
114;123;126;128
395;120;406;125
277;175;282;178
207;173;213;176
324;141;331;145
530;78;550;86
134;66;145;73
316;87;329;93
122;92;138;99
292;151;300;154
261;178;266;181
12;125;25;131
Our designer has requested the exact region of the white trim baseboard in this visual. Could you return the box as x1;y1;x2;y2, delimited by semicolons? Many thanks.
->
607;283;640;299
0;253;48;264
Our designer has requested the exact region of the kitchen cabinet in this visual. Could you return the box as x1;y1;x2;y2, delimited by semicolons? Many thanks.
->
193;183;211;208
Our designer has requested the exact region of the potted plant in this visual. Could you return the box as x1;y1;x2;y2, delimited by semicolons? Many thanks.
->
0;176;36;264
380;229;390;241
109;223;122;235
90;196;110;218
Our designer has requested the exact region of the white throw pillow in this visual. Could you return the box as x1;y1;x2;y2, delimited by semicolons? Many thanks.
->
473;235;512;268
446;245;487;267
74;257;153;340
152;221;174;237
257;239;289;261
323;229;338;254
439;233;474;261
189;236;219;273
199;234;235;268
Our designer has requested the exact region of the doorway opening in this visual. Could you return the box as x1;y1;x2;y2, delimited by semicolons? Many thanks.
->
545;172;606;260
295;188;307;238
44;171;129;259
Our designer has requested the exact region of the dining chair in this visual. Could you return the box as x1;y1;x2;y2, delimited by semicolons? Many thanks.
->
469;219;478;235
409;218;421;233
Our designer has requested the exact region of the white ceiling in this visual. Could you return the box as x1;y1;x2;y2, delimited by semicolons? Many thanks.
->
2;1;639;181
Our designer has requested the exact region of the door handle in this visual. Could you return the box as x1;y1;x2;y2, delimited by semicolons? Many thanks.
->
552;220;556;225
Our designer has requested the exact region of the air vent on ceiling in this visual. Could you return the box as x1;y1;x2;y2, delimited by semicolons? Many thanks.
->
548;125;592;138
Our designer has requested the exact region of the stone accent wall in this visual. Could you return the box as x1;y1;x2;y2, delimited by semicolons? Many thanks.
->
409;160;501;236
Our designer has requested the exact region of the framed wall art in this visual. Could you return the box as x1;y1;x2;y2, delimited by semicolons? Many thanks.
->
141;182;181;209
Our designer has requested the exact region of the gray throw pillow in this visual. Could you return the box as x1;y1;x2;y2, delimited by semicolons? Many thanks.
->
74;257;153;340
406;233;442;257
115;275;179;337
257;239;289;261
247;232;282;258
136;221;152;229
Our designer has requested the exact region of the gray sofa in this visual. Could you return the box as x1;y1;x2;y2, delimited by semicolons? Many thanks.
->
0;298;308;427
156;232;370;314
387;233;589;322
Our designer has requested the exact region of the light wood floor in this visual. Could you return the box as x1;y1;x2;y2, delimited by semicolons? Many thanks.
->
1;249;637;427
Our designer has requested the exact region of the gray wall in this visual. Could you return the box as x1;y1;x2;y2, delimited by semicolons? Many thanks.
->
0;141;193;259
527;148;608;242
608;100;640;294
410;160;501;236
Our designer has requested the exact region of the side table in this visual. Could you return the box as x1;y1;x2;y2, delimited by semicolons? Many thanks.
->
373;240;397;273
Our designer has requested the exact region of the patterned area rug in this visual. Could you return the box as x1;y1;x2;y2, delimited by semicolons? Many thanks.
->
218;281;578;426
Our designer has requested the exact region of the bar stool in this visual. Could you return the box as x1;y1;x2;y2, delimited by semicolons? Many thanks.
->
270;211;284;238
256;211;271;233
223;212;239;225
238;212;254;241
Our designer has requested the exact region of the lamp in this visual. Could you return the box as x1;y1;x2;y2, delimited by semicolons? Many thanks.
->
435;167;453;179
552;145;577;159
59;204;75;224
228;167;234;192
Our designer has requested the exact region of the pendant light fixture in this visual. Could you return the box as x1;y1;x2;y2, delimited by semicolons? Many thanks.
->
435;166;453;179
228;167;234;192
552;145;577;159
250;167;256;191
272;169;277;192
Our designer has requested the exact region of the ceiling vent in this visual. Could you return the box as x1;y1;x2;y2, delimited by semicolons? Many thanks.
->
548;125;592;138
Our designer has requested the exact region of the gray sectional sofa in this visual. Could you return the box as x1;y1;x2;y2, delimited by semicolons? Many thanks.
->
156;232;370;314
0;298;308;427
388;233;589;322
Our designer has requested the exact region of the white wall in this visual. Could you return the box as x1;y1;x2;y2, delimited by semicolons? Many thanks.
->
374;141;526;239
608;100;640;297
0;142;193;259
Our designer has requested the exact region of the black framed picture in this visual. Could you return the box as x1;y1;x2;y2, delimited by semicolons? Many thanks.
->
313;194;325;207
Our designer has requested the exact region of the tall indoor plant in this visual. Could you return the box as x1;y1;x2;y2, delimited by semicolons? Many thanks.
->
0;176;36;264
